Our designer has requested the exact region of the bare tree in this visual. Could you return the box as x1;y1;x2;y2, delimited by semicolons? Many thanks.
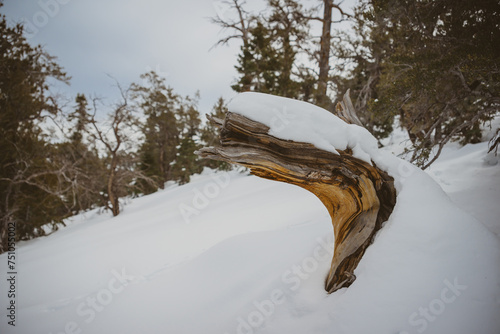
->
210;0;254;49
0;141;91;252
89;85;155;216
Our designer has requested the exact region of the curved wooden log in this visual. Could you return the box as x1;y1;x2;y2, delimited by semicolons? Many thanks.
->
197;96;396;293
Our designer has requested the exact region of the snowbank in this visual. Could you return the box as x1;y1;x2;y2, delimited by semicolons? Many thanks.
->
1;93;499;334
226;92;500;334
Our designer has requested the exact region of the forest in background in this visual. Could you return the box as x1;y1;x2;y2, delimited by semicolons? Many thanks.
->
1;0;499;252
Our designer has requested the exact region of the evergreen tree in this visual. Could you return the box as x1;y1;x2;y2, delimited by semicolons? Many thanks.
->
200;97;232;171
171;95;204;185
357;0;500;167
69;94;89;144
0;7;70;252
172;137;201;185
227;0;310;99
133;72;205;188
132;71;180;192
330;1;394;139
231;21;281;94
267;0;308;98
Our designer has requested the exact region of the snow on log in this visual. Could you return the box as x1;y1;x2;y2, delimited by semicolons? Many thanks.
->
197;92;396;293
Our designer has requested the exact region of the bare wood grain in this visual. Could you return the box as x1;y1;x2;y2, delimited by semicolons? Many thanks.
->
198;101;396;293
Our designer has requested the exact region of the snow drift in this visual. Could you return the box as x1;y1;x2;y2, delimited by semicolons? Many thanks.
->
1;93;499;334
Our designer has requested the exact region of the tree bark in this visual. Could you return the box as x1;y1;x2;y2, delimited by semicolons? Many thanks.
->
159;144;166;189
197;95;396;293
108;155;119;217
316;0;333;108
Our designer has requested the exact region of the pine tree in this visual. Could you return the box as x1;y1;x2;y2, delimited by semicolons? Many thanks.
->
220;0;310;99
338;0;499;167
69;94;89;144
132;71;180;191
0;7;70;252
330;2;394;139
171;95;203;184
200;97;232;171
133;72;205;188
232;21;282;94
269;0;309;98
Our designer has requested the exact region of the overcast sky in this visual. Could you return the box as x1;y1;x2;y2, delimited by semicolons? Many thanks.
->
1;0;269;114
2;0;355;115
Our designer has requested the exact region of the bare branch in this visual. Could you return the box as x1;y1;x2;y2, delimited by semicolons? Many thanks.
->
209;0;254;49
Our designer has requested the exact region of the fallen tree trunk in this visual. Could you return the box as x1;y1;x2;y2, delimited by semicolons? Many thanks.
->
197;92;396;293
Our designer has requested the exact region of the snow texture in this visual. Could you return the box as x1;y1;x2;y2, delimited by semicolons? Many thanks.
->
1;93;499;334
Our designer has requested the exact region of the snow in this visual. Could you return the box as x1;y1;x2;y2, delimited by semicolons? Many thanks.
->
426;142;500;238
1;93;500;334
227;92;379;162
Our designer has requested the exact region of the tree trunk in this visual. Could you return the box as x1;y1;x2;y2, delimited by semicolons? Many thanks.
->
108;155;119;217
159;144;166;189
316;0;333;108
197;94;396;293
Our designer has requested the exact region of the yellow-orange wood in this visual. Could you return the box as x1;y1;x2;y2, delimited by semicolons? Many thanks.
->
198;106;396;293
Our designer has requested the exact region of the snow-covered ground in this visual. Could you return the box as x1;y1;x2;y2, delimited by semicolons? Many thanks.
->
1;94;499;334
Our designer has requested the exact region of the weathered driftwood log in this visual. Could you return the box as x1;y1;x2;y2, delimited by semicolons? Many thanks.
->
197;92;396;293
